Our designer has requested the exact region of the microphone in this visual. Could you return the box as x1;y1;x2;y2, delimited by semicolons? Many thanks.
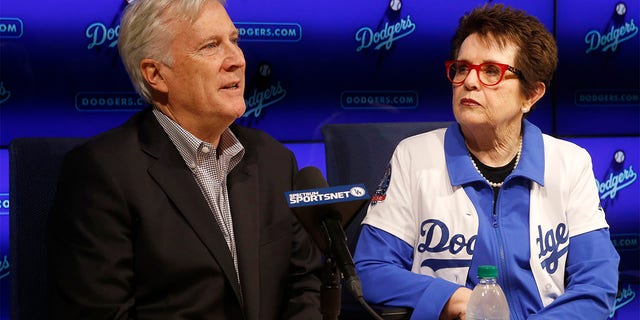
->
285;166;370;300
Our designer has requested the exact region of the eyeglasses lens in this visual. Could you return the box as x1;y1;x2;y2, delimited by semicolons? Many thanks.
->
447;62;505;86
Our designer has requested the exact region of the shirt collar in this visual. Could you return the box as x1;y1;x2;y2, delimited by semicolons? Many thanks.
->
152;108;244;169
445;119;545;187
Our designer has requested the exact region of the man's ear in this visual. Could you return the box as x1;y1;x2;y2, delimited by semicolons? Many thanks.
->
140;58;169;93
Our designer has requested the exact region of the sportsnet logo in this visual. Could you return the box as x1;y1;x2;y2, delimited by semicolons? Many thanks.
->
286;185;368;207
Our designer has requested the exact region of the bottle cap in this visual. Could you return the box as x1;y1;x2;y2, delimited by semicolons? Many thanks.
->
477;265;498;279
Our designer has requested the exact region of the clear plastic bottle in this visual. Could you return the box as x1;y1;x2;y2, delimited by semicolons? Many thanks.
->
466;265;510;320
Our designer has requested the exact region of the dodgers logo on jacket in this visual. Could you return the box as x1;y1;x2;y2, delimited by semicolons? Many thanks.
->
371;163;392;205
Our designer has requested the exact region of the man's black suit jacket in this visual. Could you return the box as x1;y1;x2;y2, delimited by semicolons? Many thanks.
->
48;108;323;319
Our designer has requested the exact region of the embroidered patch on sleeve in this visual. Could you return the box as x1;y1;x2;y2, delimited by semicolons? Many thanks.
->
371;163;392;205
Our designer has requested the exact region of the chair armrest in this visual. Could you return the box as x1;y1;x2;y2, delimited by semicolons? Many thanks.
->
371;304;413;320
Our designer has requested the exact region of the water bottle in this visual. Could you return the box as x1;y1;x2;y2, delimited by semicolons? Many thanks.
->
466;265;510;320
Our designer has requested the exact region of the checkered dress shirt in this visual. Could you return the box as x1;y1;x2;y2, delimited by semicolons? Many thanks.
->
153;109;244;282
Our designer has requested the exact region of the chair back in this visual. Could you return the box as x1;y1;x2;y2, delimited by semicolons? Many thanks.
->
321;121;451;249
9;137;86;320
321;121;451;319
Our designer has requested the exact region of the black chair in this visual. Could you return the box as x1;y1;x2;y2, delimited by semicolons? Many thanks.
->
321;121;451;320
9;137;87;320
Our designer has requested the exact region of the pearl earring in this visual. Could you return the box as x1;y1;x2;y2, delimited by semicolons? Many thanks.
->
522;107;529;113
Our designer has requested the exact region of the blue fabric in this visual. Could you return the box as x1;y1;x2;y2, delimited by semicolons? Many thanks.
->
354;120;619;319
354;226;461;320
356;226;618;319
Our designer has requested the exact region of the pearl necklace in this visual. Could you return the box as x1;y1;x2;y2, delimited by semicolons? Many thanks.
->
469;138;522;188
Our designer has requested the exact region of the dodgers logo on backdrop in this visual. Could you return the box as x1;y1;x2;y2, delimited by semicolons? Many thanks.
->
597;149;638;201
598;164;637;200
355;15;416;52
616;2;627;16
584;3;638;53
241;62;287;120
0;82;11;105
609;283;637;318
0;254;9;280
418;219;475;272
535;223;569;274
354;0;413;51
243;81;287;118
389;0;402;12
355;1;415;53
85;3;129;51
86;22;120;50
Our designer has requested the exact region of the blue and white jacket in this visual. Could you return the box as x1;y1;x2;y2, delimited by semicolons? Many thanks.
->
354;120;620;320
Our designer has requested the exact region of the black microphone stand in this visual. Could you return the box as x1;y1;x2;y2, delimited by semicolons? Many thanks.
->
321;256;342;320
320;218;385;320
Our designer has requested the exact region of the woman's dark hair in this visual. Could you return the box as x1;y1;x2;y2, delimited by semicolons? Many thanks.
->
451;4;558;102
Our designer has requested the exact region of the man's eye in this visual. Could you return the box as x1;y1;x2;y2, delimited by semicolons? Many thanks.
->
204;42;218;50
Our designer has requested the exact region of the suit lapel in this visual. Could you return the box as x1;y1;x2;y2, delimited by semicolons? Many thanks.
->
139;110;243;304
228;156;260;320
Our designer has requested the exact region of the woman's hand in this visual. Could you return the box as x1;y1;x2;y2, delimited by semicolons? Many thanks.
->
439;287;473;320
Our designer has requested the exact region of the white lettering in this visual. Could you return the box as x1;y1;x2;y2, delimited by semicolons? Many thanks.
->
288;191;355;205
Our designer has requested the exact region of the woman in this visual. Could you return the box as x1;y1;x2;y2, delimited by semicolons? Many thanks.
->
354;4;619;320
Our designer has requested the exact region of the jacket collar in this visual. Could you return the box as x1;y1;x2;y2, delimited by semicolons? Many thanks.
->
135;107;246;305
445;119;545;187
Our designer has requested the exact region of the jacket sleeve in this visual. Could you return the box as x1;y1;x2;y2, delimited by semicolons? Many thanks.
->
47;146;135;320
354;225;461;320
279;214;323;320
529;228;619;320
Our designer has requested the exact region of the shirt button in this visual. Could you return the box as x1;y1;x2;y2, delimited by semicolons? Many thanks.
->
188;163;196;169
202;146;211;153
545;283;552;291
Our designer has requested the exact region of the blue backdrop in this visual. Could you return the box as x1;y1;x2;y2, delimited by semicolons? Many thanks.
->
0;0;638;319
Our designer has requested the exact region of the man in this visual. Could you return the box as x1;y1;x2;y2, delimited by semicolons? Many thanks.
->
47;0;323;319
